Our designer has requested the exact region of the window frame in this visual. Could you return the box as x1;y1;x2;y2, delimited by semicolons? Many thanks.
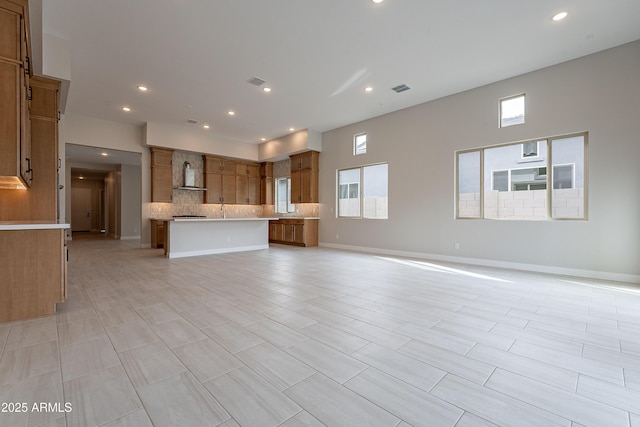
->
455;132;588;221
274;176;295;214
499;94;526;128
337;162;388;219
354;132;367;156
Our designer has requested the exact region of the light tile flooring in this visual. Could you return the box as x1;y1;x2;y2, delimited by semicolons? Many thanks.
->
1;237;640;426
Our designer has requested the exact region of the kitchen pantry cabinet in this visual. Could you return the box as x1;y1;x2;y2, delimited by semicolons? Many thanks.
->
150;147;173;202
23;75;59;219
204;155;236;203
290;151;319;203
0;76;60;222
0;0;31;189
269;218;318;247
235;162;259;205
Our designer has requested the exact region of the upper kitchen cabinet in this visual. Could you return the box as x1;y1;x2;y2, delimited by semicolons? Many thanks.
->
25;75;60;220
260;162;273;205
290;150;319;203
204;155;236;204
150;147;174;202
0;0;32;189
235;162;259;205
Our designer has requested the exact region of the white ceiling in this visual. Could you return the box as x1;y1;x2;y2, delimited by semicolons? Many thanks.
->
44;0;640;145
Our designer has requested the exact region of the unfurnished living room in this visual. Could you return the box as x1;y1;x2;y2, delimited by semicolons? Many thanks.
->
1;1;640;426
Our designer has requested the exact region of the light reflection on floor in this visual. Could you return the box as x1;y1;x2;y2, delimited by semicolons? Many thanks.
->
376;256;515;283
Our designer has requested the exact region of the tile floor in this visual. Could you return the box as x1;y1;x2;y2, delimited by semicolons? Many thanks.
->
1;237;639;426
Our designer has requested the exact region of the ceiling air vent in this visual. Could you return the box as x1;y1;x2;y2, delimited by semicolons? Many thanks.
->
247;76;266;86
391;84;411;93
187;119;198;124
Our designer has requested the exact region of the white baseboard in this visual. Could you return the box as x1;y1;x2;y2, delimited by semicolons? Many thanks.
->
319;242;640;284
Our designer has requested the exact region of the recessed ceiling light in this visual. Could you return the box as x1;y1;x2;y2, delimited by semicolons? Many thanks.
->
262;87;272;93
203;124;210;129
289;127;295;132
137;85;148;92
365;86;373;92
100;152;108;156
552;11;568;21
227;111;236;116
372;0;384;3
261;137;267;142
121;106;131;112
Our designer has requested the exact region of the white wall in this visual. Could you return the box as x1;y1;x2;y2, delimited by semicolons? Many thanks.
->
144;122;259;160
319;41;640;282
259;129;322;161
120;164;141;239
63;113;150;242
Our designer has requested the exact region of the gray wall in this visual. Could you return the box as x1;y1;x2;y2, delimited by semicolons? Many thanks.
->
121;164;142;239
319;40;640;282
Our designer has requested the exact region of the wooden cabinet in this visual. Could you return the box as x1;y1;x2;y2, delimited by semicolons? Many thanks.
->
260;162;274;205
150;147;173;202
0;75;60;222
0;228;66;323
235;162;259;205
0;0;31;189
150;219;166;248
269;218;318;247
204;155;236;204
26;75;59;219
290;151;319;203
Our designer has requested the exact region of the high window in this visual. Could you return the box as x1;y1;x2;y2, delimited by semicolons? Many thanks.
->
338;163;388;219
500;94;525;128
354;133;367;155
456;133;587;220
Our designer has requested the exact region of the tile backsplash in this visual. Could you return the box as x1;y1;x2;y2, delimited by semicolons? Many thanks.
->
150;202;318;219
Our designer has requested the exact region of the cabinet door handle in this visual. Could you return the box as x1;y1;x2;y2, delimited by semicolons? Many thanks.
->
25;56;30;75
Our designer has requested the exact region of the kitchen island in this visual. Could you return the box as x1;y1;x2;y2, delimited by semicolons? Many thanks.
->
156;217;278;258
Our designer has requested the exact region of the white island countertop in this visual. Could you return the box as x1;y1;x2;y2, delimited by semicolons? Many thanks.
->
0;221;71;231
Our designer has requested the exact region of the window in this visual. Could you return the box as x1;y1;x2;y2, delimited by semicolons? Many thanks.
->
500;94;525;128
275;177;295;214
338;163;388;219
354;133;367;155
456;132;587;220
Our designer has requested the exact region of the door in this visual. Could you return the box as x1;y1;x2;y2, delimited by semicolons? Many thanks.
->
71;187;92;231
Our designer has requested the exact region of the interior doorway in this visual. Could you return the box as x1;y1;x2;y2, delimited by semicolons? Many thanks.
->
66;144;142;241
71;187;92;232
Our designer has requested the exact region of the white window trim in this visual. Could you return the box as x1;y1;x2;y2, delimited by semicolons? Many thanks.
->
499;94;525;128
354;132;367;156
275;177;295;214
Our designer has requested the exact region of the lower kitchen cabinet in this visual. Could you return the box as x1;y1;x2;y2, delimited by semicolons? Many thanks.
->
150;219;166;248
0;227;68;323
269;218;318;247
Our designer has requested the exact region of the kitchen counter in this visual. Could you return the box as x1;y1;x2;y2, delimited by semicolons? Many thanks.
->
0;221;70;230
276;217;320;220
154;217;279;258
154;217;278;222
